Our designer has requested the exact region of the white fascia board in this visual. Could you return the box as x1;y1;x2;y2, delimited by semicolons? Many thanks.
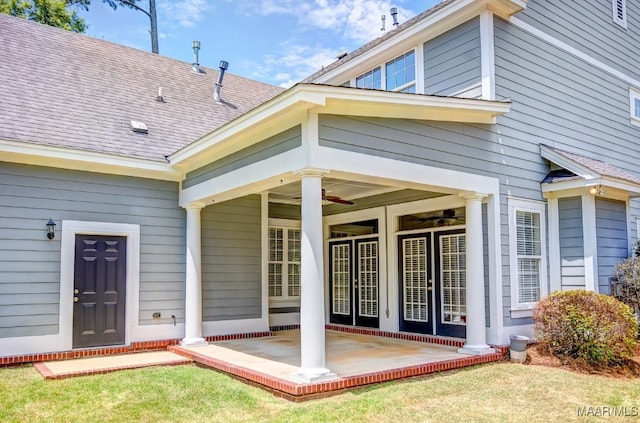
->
312;0;482;85
539;145;599;179
311;0;525;86
541;177;640;197
0;138;180;181
171;85;510;173
169;86;326;166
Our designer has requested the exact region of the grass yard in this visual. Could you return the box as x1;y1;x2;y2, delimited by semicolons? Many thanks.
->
1;362;640;423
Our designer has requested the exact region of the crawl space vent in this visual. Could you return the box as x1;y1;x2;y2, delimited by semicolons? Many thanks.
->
130;120;148;134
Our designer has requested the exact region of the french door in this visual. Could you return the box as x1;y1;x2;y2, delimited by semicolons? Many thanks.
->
399;230;467;338
329;237;379;328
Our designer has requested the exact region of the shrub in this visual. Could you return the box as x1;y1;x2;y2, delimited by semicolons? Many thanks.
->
612;256;640;319
533;290;638;367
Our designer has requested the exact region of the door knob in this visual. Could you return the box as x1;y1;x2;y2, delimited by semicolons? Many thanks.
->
73;297;79;303
74;288;79;294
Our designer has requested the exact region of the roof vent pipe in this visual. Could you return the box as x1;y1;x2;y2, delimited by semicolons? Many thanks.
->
214;60;229;104
390;7;399;27
192;40;200;73
381;14;386;32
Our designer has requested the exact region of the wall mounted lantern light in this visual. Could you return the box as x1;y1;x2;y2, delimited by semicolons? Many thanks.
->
589;185;605;196
46;218;56;240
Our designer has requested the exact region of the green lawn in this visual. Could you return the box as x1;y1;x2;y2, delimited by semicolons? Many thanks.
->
1;362;639;423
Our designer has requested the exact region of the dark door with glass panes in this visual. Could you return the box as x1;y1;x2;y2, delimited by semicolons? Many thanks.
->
329;237;379;328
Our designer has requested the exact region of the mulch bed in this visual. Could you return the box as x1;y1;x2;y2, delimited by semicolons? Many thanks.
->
524;344;640;378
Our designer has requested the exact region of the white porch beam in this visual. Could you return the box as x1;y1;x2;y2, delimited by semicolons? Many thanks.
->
295;169;335;382
181;202;208;347
459;193;495;355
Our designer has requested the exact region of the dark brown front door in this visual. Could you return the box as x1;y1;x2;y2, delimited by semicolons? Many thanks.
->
73;235;126;348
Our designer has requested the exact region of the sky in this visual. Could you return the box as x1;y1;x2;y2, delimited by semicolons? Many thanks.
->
78;0;441;87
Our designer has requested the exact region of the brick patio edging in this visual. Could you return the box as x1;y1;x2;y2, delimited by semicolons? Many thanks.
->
169;343;506;401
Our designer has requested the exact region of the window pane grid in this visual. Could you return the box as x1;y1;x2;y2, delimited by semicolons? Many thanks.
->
514;210;542;304
356;67;381;89
268;226;300;299
403;238;428;322
358;241;378;318
386;51;416;91
441;235;466;324
332;244;351;315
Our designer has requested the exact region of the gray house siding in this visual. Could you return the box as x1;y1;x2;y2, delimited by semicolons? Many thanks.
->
0;162;185;338
558;196;585;290
317;114;546;327
424;17;481;98
516;0;640;83
596;198;628;295
201;195;262;321
184;125;302;189
494;17;640;176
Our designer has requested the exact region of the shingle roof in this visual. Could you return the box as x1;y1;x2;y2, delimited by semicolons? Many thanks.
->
302;0;454;83
0;14;283;162
543;145;640;186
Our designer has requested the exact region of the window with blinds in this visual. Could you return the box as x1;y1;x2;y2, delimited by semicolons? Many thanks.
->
268;226;301;299
516;210;541;304
509;199;547;312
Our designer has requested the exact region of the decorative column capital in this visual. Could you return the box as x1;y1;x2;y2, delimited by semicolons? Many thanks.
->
459;191;488;201
184;201;207;210
294;168;330;179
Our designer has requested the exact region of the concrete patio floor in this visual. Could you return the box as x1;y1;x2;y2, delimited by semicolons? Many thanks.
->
170;329;506;400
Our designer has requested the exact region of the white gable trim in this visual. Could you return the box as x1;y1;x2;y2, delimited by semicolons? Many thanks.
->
171;84;511;173
540;145;598;180
510;16;640;89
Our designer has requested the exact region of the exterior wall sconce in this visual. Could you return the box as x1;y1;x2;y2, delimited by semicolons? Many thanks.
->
46;218;56;240
589;185;605;196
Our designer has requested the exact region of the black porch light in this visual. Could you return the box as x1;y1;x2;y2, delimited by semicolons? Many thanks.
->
46;218;56;240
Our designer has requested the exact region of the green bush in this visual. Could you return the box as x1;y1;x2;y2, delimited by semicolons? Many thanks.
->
533;290;638;367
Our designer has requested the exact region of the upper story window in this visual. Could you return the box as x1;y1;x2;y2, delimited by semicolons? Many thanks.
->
356;67;381;89
354;49;416;93
630;88;640;125
613;0;627;28
508;198;547;316
385;51;416;93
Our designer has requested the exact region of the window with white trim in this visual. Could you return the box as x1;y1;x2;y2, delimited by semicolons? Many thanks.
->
612;0;627;28
355;67;381;89
386;50;416;93
509;199;547;313
354;49;416;92
268;226;301;299
630;88;640;124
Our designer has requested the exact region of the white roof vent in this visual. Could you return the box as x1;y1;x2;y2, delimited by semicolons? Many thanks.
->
130;120;148;134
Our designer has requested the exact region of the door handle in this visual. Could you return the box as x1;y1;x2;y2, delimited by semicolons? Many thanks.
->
74;288;79;294
427;279;433;291
73;297;79;303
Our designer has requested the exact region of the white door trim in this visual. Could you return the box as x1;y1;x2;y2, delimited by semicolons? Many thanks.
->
60;220;140;350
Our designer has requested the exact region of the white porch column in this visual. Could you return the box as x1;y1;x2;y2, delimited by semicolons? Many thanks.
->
295;169;334;382
459;193;495;355
181;202;208;347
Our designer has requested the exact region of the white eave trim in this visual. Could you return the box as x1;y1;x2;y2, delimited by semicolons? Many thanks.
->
169;84;511;169
0;138;181;181
311;0;525;85
541;176;640;197
540;144;599;180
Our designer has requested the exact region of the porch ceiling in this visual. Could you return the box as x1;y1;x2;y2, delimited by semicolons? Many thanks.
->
268;177;400;205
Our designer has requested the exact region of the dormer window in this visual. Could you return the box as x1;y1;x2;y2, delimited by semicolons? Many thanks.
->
353;49;417;93
613;0;627;28
386;51;416;93
356;67;382;89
